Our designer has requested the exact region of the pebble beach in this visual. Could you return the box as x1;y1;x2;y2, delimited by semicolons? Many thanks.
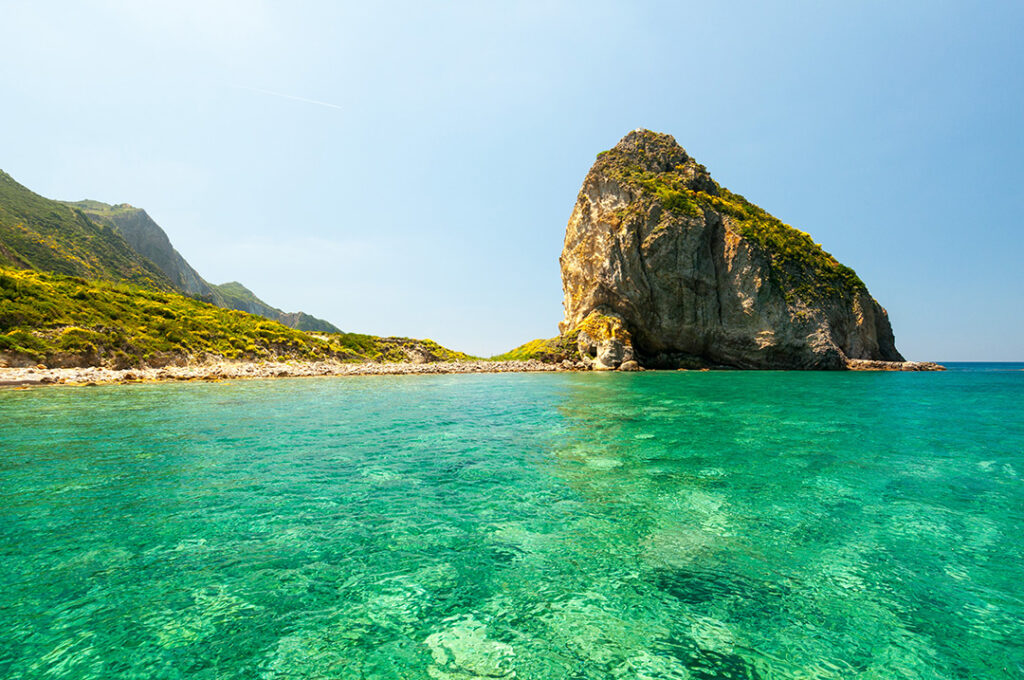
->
0;359;576;388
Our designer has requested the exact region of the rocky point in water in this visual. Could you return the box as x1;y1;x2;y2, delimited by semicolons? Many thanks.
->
559;129;940;371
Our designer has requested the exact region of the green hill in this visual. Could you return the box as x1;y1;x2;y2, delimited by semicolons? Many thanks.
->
0;171;171;288
209;282;343;334
0;170;472;368
67;199;344;333
0;267;471;368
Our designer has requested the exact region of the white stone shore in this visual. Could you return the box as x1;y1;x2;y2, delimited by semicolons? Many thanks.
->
0;359;574;388
0;356;947;388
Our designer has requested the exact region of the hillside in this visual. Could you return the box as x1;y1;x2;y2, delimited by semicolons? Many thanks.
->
0;171;171;288
0;268;472;368
210;282;342;334
66;200;216;298
0;171;471;369
68;199;343;333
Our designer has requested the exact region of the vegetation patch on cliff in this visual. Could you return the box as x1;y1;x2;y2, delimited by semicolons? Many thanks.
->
490;333;580;362
697;187;866;302
594;144;868;304
597;151;703;219
575;310;631;343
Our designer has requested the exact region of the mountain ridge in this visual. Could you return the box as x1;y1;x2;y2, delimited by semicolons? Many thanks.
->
207;281;342;334
0;170;172;289
66;199;343;333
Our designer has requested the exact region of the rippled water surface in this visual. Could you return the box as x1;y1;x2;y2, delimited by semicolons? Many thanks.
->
2;366;1023;679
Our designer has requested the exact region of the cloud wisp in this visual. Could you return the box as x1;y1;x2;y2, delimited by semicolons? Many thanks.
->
231;85;343;111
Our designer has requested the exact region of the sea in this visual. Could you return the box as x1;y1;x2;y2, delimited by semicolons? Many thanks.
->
1;364;1022;679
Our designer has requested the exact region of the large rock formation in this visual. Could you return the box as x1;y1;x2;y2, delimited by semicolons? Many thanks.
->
560;129;924;370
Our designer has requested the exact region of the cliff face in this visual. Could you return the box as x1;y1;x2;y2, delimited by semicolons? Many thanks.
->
74;203;214;299
560;130;906;370
69;200;342;334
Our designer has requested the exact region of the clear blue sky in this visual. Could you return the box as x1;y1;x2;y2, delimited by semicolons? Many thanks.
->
3;1;1022;359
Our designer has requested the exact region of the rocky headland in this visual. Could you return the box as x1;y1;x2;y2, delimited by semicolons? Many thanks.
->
2;135;944;377
558;129;942;371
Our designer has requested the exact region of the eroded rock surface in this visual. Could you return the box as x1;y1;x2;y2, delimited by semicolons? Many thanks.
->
560;129;916;370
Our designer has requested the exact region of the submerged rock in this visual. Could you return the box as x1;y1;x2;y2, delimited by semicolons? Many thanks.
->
424;615;515;679
559;129;920;370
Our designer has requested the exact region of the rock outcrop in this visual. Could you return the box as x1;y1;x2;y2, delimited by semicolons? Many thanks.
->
560;129;925;370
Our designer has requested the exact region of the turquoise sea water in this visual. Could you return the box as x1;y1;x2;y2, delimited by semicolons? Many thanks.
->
1;365;1022;679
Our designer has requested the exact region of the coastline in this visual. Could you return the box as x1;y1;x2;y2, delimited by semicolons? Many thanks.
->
0;359;572;388
0;357;946;388
845;359;945;371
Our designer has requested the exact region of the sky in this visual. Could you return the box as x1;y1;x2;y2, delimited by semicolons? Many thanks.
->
2;1;1022;360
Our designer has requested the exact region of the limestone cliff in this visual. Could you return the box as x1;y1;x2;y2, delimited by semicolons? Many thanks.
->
560;129;924;370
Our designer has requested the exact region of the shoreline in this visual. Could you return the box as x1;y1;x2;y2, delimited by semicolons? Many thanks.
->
0;357;946;388
0;359;572;388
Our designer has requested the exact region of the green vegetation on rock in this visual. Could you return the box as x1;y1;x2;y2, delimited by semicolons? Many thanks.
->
699;187;866;302
593;135;866;304
579;310;629;340
490;333;580;362
374;337;476;363
631;171;702;219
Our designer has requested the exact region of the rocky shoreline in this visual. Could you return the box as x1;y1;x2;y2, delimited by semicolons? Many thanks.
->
0;357;946;388
0;359;573;388
846;359;945;371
